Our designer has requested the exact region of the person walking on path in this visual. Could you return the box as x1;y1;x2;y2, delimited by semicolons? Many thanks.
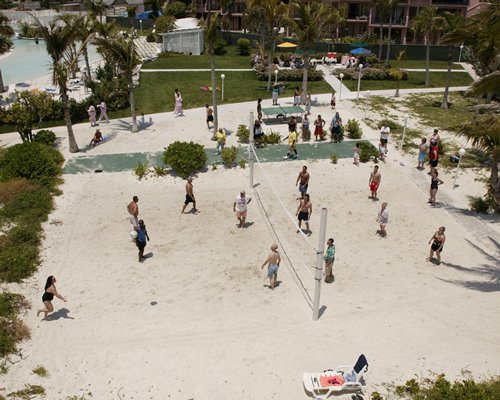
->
205;104;214;129
127;196;139;227
135;219;150;262
296;165;310;199
324;238;336;283
174;88;183;117
417;137;428;170
283;129;298;159
97;100;110;123
261;244;281;290
376;202;389;238
233;190;252;228
369;166;381;201
305;93;312;115
37;276;66;319
181;177;197;214
330;92;336;109
429;142;439;175
296;194;312;235
427;226;446;264
429;170;444;206
330;112;342;142
215;128;226;154
87;104;97;127
293;87;300;106
314;115;326;141
272;84;279;105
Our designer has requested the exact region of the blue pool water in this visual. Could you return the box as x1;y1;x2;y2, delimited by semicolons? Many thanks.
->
0;37;101;86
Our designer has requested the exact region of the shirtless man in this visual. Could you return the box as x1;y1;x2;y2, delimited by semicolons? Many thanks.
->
205;104;214;129
261;244;281;290
181;177;197;213
127;196;139;227
368;166;381;201
296;194;312;235
296;165;310;199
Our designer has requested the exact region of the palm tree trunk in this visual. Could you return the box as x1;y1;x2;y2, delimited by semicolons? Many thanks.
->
425;35;430;87
490;153;500;212
302;50;309;99
378;22;383;60
0;69;5;93
385;16;392;64
441;45;453;109
62;90;79;152
395;79;400;97
129;83;138;132
83;47;93;92
267;36;275;91
210;48;218;133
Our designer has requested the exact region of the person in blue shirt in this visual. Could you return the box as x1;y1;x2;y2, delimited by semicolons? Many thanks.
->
135;220;150;262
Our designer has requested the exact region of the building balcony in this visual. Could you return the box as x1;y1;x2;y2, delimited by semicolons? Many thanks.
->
431;0;469;5
346;15;369;22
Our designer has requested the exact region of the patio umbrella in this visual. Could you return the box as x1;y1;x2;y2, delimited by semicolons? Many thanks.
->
277;42;298;48
350;47;371;55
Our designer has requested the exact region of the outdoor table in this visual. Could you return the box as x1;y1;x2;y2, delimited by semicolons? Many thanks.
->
261;106;305;123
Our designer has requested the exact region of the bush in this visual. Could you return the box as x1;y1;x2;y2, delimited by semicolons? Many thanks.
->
134;161;149;180
155;15;176;33
0;243;40;283
33;129;57;146
163;141;207;178
0;293;30;319
334;67;408;81
264;131;282;144
330;153;338;164
469;196;492;214
221;146;239;167
239;158;247;169
214;39;228;56
256;68;323;82
0;142;64;188
377;119;401;131
345;119;363;139
163;1;187;17
0;315;31;358
236;124;250;144
146;33;156;42
236;38;251;56
358;141;378;162
0;184;52;225
153;165;167;177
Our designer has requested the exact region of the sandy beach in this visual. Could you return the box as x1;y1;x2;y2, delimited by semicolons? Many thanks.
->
1;93;499;399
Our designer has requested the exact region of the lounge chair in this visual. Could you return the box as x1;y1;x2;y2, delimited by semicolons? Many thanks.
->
303;354;368;399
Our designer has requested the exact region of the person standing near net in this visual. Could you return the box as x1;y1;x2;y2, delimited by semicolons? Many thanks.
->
135;219;150;262
324;238;336;283
261;244;281;290
233;190;252;228
369;165;381;201
181;177;197;214
376;202;388;238
296;194;312;235
283;129;298;159
296;165;310;199
127;196;139;227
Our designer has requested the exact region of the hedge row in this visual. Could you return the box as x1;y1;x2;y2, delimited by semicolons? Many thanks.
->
334;67;408;81
256;68;324;82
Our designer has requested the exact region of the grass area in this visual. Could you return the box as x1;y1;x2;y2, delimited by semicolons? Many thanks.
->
135;71;333;115
343;71;473;91
390;60;464;70
142;46;252;70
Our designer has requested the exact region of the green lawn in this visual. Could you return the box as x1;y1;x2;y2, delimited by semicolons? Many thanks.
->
391;60;464;70
343;71;473;91
134;71;332;115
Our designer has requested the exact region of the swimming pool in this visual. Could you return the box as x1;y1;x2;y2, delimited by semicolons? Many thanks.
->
0;37;101;86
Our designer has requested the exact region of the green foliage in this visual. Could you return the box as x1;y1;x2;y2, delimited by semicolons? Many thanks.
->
256;68;323;81
335;67;408;81
345;119;363;139
236;124;250;144
371;392;383;400
146;32;156;42
0;293;31;357
163;141;207;178
236;38;251;56
0;142;64;188
469;196;492;214
153;165;167;177
32;365;49;378
18;22;43;38
221;146;239;167
358;140;379;162
0;243;40;283
33;129;57;146
238;158;247;169
134;161;149;180
0;293;30;319
162;1;186;18
155;14;176;33
214;39;228;56
377;119;401;131
264;131;282;144
211;162;218;171
330;152;338;164
5;384;45;399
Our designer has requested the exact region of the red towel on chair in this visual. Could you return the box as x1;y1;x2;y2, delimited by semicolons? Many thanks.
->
319;375;345;387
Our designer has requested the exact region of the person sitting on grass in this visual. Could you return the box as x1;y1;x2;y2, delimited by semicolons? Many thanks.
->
89;129;103;147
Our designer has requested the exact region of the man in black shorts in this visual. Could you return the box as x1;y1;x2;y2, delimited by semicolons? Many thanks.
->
206;104;214;129
181;177;197;213
296;194;312;235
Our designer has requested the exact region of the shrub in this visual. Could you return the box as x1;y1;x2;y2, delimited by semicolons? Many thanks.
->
239;158;247;169
358;141;379;162
0;184;53;225
345;119;363;139
0;243;40;283
155;15;176;33
330;153;338;164
264;130;282;144
163;141;207;178
0;316;31;358
214;39;228;56
134;161;149;180
0;142;64;188
377;119;401;131
256;68;323;82
469;196;491;214
146;33;156;42
153;165;167;177
334;67;408;81
237;38;251;56
0;179;38;204
236;124;250;144
0;293;30;319
163;1;187;17
33;365;49;378
221;146;239;167
33;130;57;146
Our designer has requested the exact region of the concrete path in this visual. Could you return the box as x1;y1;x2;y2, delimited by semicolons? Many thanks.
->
458;62;479;80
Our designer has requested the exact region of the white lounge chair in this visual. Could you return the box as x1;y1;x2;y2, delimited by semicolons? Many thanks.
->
303;354;368;399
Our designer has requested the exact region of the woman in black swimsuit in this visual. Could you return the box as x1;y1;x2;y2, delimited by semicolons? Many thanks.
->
37;276;66;319
427;226;446;264
428;170;443;206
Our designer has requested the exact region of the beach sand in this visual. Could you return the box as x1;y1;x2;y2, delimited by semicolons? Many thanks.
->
2;94;500;399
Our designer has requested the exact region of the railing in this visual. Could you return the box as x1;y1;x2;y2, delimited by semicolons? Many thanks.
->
431;0;469;5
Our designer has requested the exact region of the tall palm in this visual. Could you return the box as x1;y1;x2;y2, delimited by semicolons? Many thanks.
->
204;10;220;133
85;0;107;24
384;0;398;64
451;114;500;212
246;0;267;51
127;5;138;31
0;12;14;93
286;0;334;97
412;7;443;87
371;0;388;60
94;35;140;132
393;49;406;97
438;11;464;109
35;19;87;153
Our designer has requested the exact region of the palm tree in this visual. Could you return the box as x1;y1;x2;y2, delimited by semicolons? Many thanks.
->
94;35;140;132
384;0;398;64
85;0;107;24
0;12;14;93
392;49;406;97
438;11;464;109
286;0;334;97
371;0;388;60
412;7;443;87
204;10;220;133
127;5;138;31
246;0;267;52
451;114;500;212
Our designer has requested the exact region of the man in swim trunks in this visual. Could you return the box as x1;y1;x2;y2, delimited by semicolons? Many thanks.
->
205;104;214;129
296;165;310;199
233;190;252;228
296;194;312;235
127;196;139;227
368;165;381;201
261;244;281;290
181;177;197;214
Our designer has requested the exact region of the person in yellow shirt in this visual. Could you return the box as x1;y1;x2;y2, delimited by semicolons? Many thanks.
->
283;129;298;159
215;128;226;154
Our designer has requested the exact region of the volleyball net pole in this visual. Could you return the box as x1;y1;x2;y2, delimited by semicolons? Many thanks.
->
248;112;255;188
313;208;328;321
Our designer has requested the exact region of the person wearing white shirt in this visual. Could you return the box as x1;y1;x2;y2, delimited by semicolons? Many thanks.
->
380;123;390;154
233;190;252;228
